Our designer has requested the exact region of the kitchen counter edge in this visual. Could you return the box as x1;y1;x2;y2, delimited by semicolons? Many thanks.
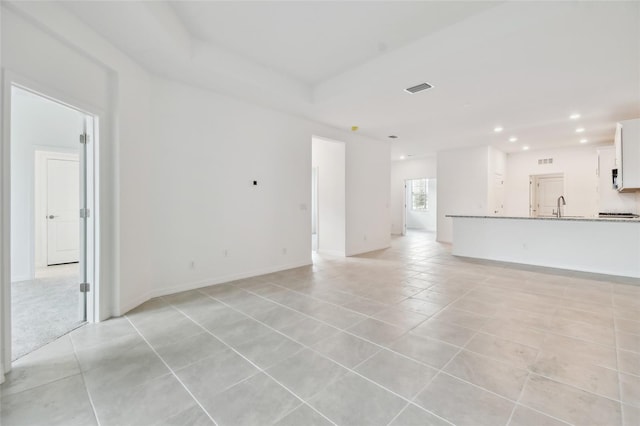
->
446;215;640;223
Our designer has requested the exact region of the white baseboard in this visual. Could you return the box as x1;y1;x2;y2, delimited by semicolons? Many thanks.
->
116;258;313;316
116;290;154;318
346;244;391;257
317;249;346;257
150;259;313;298
10;274;32;283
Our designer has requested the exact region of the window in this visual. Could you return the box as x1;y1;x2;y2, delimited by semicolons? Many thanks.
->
410;178;428;211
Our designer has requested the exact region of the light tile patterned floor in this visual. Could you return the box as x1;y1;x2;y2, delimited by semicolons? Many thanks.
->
1;232;639;426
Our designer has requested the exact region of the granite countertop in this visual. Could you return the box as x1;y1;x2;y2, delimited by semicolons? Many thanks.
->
446;215;640;223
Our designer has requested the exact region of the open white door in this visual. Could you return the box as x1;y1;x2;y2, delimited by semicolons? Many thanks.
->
46;157;80;265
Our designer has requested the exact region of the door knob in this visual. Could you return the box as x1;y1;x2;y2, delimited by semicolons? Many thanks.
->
48;215;55;219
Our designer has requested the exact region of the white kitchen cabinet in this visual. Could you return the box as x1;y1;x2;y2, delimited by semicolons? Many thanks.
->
615;118;640;192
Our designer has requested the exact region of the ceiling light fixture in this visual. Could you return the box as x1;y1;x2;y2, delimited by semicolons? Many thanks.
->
400;155;405;160
509;137;518;142
576;127;585;133
494;126;504;133
523;146;530;151
570;113;581;120
580;139;588;144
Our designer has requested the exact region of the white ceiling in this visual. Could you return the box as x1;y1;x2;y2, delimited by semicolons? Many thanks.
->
61;1;640;159
169;1;500;84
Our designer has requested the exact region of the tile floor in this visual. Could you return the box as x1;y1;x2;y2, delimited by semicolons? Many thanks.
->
1;232;639;426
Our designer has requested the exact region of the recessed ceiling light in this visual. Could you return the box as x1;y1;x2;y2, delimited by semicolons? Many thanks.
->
523;146;529;151
570;113;581;120
576;127;585;133
494;126;503;133
580;139;588;144
509;137;518;142
400;155;405;160
388;135;398;139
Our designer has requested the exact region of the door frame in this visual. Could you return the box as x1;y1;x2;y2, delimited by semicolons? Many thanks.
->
311;166;319;252
529;173;564;217
402;180;410;236
1;70;102;377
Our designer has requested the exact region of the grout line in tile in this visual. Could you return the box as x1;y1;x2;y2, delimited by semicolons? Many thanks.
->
68;333;102;426
124;317;220;426
505;370;531;426
193;288;466;421
199;280;488;425
118;234;637;426
165;303;337;426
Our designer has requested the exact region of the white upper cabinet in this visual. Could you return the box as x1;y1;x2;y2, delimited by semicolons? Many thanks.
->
615;118;640;192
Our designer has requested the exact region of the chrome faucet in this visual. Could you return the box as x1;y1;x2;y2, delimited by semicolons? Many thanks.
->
557;196;566;218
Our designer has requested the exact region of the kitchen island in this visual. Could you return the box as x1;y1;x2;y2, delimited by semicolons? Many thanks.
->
448;215;640;278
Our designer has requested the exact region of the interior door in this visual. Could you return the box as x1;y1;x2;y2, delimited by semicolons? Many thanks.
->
46;158;80;265
536;176;564;217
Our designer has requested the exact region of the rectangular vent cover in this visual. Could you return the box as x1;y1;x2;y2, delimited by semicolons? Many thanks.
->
538;158;554;165
405;82;433;94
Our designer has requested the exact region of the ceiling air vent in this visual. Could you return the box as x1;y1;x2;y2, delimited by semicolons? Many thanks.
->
404;82;433;94
538;158;554;165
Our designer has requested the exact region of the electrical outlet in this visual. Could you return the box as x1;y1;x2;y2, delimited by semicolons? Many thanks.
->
224;249;229;257
363;234;368;241
282;248;287;255
189;261;195;269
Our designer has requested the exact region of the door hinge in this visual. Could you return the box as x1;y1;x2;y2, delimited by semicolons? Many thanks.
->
80;283;90;293
80;208;90;218
79;133;89;144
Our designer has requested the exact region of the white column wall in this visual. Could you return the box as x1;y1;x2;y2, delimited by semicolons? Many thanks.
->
436;146;491;243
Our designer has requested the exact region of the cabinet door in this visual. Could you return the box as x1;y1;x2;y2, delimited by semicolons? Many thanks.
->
614;123;622;170
620;119;640;190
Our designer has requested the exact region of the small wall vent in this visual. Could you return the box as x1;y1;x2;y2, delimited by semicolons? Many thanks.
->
538;158;554;165
405;82;433;94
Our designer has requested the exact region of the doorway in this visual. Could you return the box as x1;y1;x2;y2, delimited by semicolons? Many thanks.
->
9;85;96;360
530;173;564;217
311;137;346;256
403;178;437;235
311;166;318;252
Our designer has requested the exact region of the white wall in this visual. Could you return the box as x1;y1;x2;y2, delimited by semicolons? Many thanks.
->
505;145;599;218
345;138;391;256
146;78;390;297
390;157;436;234
2;2;392;321
312;138;346;255
597;146;640;214
10;88;83;281
2;2;153;319
437;146;491;243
